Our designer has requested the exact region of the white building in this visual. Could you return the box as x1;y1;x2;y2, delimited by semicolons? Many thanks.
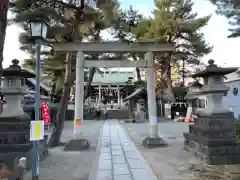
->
223;68;240;119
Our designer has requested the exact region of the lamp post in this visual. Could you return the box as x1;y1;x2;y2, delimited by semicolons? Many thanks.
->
29;19;48;180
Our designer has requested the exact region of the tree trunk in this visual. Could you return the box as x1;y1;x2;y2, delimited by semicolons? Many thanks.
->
48;53;73;147
164;60;175;102
0;0;9;89
84;67;96;101
136;68;141;81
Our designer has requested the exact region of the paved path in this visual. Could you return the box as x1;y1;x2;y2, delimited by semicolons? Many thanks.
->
89;120;158;180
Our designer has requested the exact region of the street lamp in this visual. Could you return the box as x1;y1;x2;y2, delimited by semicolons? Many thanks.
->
29;19;48;180
29;19;48;40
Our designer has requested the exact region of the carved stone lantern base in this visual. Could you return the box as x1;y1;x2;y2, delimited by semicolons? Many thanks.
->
183;111;240;165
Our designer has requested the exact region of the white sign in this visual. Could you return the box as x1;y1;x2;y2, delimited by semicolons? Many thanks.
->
151;116;158;125
30;121;44;141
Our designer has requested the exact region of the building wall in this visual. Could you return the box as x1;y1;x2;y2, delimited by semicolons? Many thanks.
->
222;80;240;119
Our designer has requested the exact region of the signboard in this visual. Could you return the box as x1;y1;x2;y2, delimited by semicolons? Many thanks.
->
41;103;51;125
30;121;44;141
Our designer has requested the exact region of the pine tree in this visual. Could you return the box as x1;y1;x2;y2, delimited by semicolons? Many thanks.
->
111;6;144;81
10;0;118;147
210;0;240;37
135;0;212;102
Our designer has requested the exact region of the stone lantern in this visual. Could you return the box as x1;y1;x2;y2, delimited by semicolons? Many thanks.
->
136;99;146;122
184;59;240;165
0;59;35;169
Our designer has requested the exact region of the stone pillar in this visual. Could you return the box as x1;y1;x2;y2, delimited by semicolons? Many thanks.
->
145;52;158;137
98;84;101;107
117;85;120;108
142;52;166;148
74;51;84;137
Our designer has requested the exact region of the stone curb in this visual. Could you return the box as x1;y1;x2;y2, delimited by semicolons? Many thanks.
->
88;122;104;180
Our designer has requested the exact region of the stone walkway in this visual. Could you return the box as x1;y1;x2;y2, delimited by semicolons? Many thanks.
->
89;120;158;180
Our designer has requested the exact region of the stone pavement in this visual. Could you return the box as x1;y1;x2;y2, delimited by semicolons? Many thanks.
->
89;120;158;180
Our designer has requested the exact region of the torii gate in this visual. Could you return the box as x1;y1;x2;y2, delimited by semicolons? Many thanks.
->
54;42;175;146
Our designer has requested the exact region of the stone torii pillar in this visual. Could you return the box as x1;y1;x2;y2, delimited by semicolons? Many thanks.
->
143;52;166;147
74;51;84;137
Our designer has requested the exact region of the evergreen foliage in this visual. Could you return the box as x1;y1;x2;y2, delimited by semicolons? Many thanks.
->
10;0;118;146
210;0;240;38
134;0;212;101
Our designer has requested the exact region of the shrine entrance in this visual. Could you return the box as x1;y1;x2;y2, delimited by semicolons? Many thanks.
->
53;42;175;141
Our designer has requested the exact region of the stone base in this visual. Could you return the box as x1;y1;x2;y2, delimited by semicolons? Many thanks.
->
184;132;240;165
183;111;240;165
184;142;240;165
64;139;90;151
142;137;167;148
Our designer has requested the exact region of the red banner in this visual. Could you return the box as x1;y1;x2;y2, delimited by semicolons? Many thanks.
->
41;103;51;125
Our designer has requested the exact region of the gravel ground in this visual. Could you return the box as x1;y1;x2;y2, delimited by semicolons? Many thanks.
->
24;120;104;180
120;120;206;180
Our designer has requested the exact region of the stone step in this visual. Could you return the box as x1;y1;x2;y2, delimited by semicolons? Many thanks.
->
185;144;240;165
184;132;238;147
188;124;236;138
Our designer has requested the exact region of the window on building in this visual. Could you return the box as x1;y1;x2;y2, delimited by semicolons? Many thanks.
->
198;99;206;108
192;99;198;107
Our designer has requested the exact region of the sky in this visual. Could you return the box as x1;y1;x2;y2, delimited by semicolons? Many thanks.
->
3;0;240;68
